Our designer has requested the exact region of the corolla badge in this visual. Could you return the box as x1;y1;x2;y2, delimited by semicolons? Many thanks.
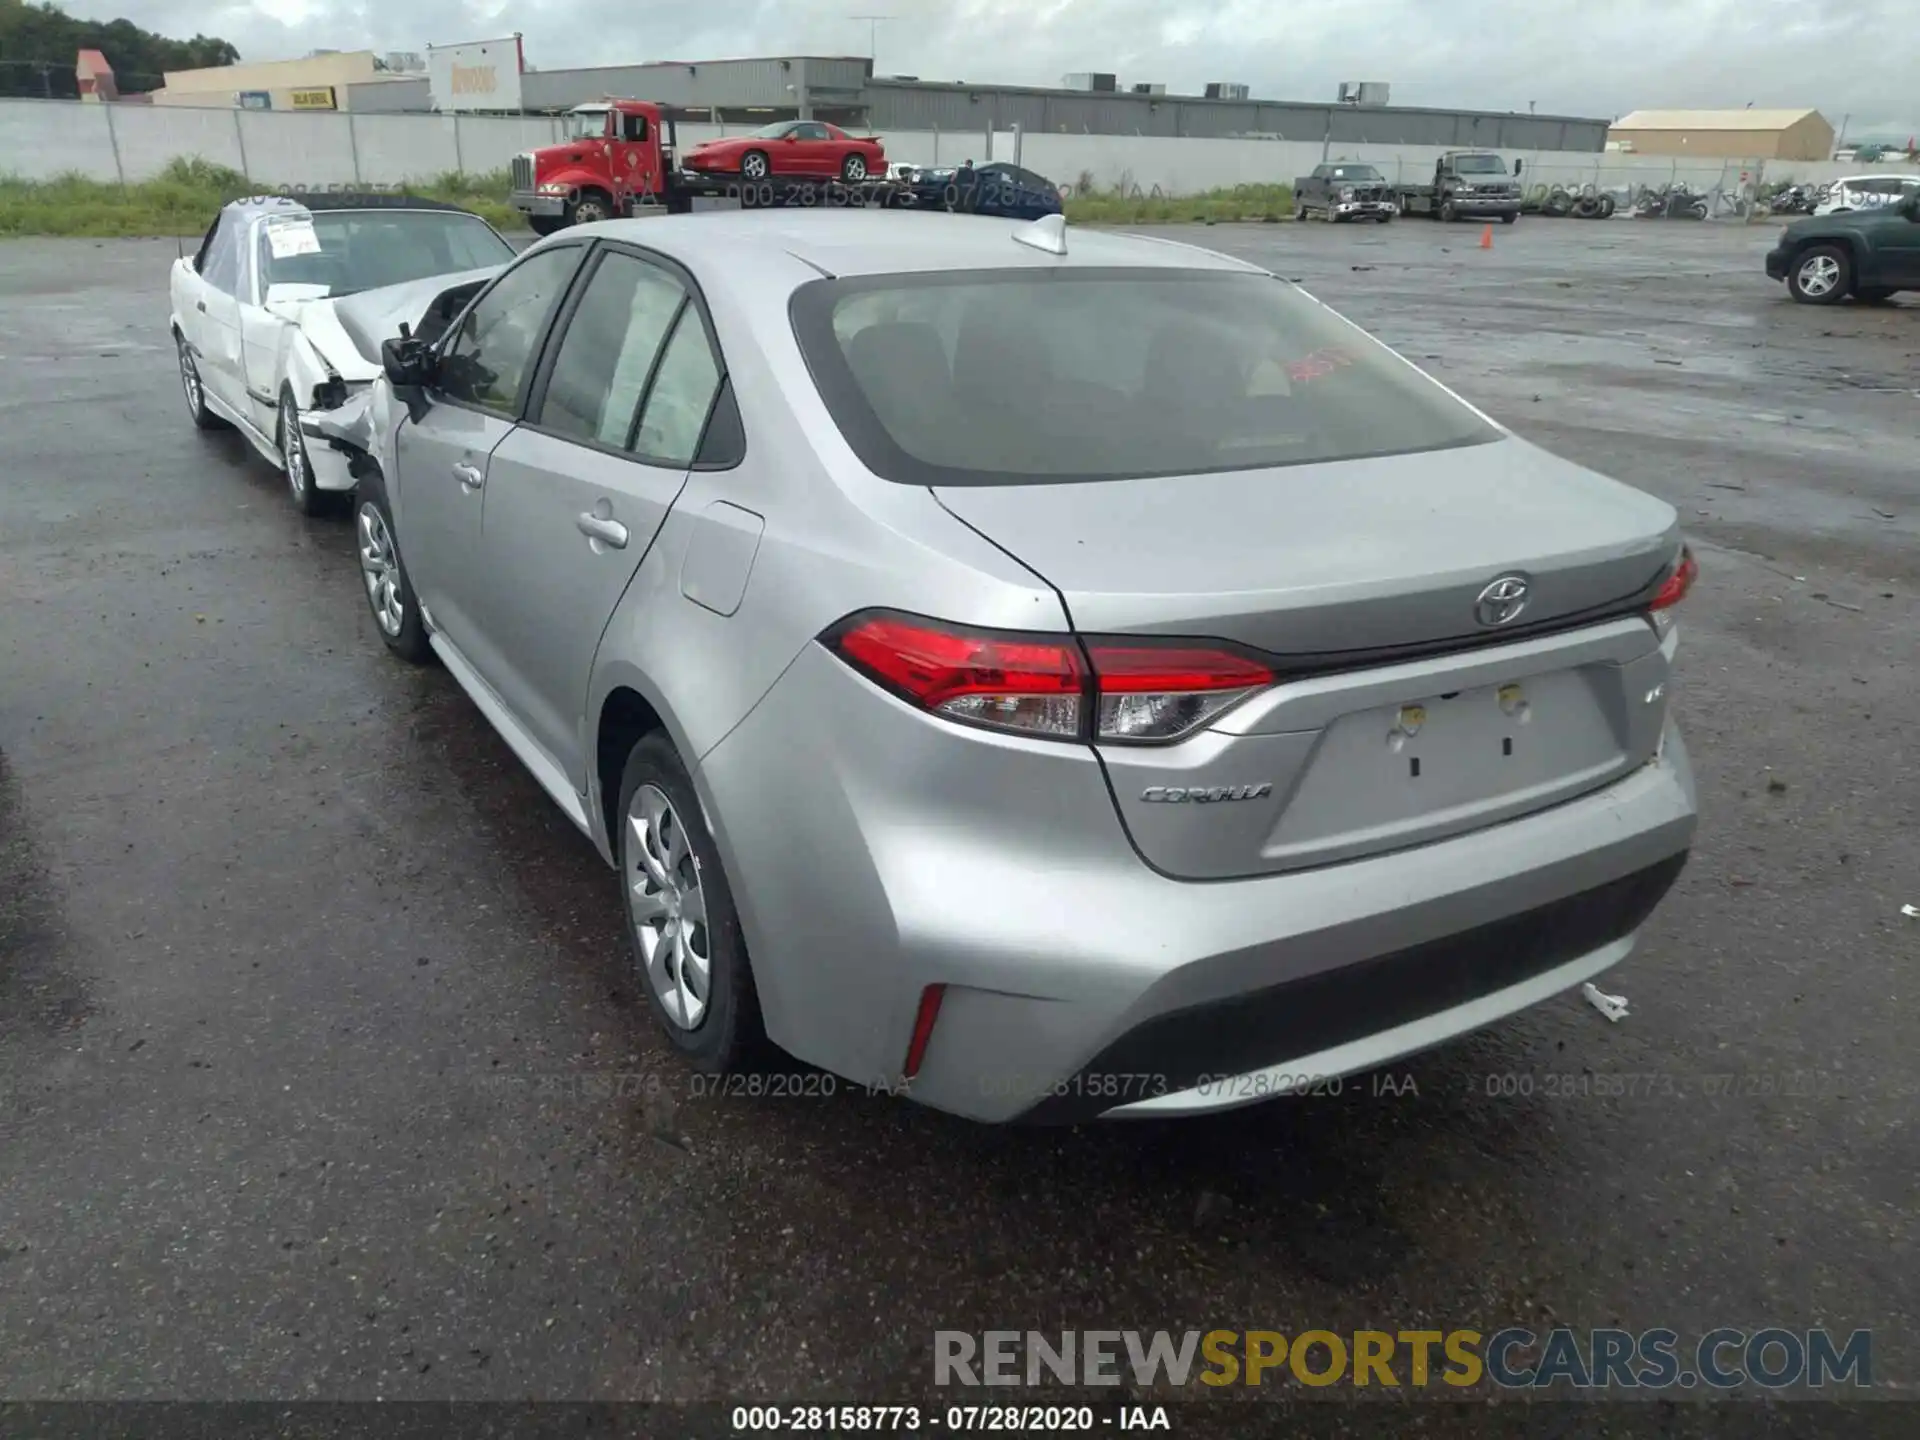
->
1140;784;1273;803
1474;573;1532;628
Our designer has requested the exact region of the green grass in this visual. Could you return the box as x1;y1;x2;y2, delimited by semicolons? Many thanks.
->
0;157;528;237
1064;182;1295;225
0;159;1291;237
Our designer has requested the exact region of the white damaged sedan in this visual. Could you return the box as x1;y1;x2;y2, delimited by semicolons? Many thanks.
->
169;194;515;513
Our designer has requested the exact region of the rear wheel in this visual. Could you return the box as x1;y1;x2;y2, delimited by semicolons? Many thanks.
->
840;153;868;182
740;149;770;181
1787;244;1851;305
617;733;763;1072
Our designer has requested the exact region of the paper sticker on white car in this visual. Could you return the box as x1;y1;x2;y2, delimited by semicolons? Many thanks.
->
266;218;322;258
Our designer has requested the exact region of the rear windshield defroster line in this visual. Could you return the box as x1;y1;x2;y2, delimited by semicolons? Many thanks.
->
788;267;1501;488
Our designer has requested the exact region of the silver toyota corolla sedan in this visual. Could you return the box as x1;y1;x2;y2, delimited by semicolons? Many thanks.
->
355;209;1698;1123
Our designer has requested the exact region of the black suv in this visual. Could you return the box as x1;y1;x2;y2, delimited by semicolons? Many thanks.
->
1766;189;1920;304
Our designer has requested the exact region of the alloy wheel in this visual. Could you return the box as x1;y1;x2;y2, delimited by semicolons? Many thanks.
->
742;152;769;180
1796;254;1841;298
627;784;711;1031
280;394;309;501
178;337;202;416
356;502;405;637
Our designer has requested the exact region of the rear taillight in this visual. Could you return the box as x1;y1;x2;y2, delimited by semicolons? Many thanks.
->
1650;546;1697;611
825;612;1272;744
1084;643;1274;742
1648;545;1697;635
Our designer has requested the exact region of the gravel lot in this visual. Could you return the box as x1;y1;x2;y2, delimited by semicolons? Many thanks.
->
0;219;1914;1422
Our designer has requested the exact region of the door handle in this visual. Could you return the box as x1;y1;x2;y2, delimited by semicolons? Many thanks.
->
452;461;484;491
195;300;207;313
576;512;629;549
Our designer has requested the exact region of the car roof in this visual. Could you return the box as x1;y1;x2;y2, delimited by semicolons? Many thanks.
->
570;209;1270;280
222;194;487;222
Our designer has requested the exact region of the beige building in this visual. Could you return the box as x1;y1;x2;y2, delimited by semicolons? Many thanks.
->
150;52;416;112
1607;109;1835;162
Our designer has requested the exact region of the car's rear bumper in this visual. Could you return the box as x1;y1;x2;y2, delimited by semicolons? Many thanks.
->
697;642;1699;1124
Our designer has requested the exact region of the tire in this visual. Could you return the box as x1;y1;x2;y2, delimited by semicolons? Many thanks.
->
176;329;227;431
617;733;763;1072
565;190;612;227
1854;287;1895;304
1597;194;1617;219
353;468;431;664
1292;202;1307;221
1439;199;1458;222
528;215;564;237
278;388;326;517
1501;212;1517;224
840;153;868;182
740;150;770;182
1378;212;1394;223
1787;244;1852;305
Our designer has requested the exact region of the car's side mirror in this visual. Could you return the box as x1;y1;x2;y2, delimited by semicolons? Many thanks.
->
1513;158;1524;174
784;133;799;142
1901;194;1920;221
382;328;437;422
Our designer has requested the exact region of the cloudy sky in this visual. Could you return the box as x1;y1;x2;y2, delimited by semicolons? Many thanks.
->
101;0;1919;138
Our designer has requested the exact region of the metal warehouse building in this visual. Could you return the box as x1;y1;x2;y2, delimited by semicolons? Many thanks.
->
1607;109;1835;161
344;55;1606;151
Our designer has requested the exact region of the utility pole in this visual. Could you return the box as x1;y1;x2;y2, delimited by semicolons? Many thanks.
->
848;15;891;63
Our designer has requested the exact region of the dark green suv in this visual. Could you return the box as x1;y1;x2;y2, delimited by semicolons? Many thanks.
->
1766;189;1920;304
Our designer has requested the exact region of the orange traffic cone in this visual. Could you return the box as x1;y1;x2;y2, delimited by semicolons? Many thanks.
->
1480;223;1494;249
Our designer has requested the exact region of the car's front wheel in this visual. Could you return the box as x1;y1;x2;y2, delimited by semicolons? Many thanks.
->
740;150;770;181
177;332;226;431
278;388;325;516
1439;199;1458;222
353;470;431;664
617;733;762;1072
1788;244;1851;305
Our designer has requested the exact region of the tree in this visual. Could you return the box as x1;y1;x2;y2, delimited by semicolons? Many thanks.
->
0;0;240;98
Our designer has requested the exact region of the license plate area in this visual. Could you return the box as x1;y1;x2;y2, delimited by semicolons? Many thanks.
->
1262;667;1630;860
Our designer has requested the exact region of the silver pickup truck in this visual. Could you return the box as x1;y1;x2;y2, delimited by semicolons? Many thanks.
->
1293;162;1399;223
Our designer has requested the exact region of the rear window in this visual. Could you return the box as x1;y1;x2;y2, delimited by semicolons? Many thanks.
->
789;269;1499;486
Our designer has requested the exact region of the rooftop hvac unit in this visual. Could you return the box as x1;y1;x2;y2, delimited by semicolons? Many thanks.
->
1337;81;1390;106
1130;83;1166;95
1062;72;1117;92
382;51;425;73
1204;82;1250;101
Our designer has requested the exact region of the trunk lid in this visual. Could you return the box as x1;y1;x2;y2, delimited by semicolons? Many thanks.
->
934;435;1682;879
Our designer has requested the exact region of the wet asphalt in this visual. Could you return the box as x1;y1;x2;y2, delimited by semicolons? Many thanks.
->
0;220;1915;1416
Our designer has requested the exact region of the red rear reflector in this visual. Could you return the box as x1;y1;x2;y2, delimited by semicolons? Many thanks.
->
1650;546;1698;611
902;983;946;1080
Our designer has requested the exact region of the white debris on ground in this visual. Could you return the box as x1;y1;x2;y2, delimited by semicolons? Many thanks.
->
1582;982;1630;1022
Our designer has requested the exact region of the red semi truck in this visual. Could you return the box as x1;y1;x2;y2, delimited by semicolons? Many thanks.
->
509;99;895;233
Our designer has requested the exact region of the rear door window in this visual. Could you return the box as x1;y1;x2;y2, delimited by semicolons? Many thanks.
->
791;268;1500;486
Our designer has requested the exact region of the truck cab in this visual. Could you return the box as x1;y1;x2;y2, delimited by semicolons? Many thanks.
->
1398;151;1524;222
510;100;686;234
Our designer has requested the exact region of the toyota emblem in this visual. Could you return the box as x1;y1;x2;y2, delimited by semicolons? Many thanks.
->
1474;574;1532;627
